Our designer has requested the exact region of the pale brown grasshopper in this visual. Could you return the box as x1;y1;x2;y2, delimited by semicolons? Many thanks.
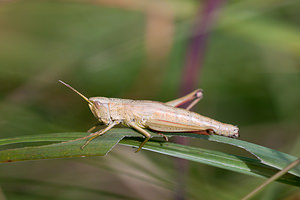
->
59;80;239;152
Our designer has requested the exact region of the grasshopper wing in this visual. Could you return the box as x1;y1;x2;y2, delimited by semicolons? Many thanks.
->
145;118;207;132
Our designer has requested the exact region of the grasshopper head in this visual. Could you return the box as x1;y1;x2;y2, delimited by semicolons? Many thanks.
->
88;97;111;124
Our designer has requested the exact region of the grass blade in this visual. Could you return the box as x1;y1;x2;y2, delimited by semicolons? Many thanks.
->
0;129;299;187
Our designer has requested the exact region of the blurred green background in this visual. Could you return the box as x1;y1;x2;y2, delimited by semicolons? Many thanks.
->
0;0;300;199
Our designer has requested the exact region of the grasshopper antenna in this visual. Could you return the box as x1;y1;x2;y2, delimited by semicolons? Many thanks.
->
59;80;92;104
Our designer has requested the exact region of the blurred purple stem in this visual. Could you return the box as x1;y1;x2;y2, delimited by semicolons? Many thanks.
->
174;0;224;199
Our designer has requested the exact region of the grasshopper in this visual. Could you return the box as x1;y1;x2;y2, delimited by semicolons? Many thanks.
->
59;80;239;152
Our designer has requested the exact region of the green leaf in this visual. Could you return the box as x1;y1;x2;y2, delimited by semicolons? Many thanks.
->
0;131;135;162
120;139;300;187
0;128;299;187
164;133;300;177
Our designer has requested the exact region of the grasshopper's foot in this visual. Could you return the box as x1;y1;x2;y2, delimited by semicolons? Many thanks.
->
80;145;85;150
135;136;150;153
135;143;144;153
135;148;141;153
80;142;89;150
80;136;96;150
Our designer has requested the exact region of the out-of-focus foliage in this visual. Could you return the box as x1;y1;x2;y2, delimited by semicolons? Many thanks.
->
0;0;299;199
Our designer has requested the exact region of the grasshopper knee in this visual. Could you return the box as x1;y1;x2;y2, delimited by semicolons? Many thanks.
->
194;89;203;98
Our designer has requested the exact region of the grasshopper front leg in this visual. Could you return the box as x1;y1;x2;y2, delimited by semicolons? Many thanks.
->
80;121;120;149
87;122;104;133
60;121;118;147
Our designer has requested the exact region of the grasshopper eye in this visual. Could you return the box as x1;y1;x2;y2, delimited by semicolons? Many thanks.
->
93;101;101;108
92;101;107;112
92;101;105;109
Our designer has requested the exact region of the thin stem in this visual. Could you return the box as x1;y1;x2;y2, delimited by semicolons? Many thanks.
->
242;157;300;200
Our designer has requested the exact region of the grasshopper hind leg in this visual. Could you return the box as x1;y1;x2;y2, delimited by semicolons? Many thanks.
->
165;89;203;109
